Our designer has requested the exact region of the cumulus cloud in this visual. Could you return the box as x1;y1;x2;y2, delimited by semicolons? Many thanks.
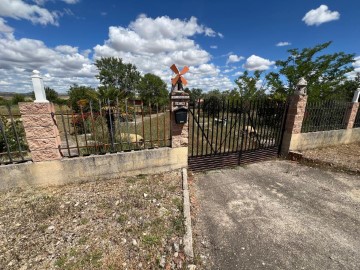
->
0;0;60;25
94;15;221;86
243;55;275;71
0;18;13;33
226;54;244;64
233;71;243;77
302;5;340;26
0;15;234;92
276;41;291;47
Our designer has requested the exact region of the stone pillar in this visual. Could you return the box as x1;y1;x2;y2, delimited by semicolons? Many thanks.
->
281;78;308;155
18;70;62;162
344;90;360;129
170;92;190;148
19;103;62;162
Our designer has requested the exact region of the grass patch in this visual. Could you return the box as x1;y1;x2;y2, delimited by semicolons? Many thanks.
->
142;234;161;246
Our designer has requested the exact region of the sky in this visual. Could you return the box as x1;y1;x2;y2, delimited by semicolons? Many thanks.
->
0;0;359;93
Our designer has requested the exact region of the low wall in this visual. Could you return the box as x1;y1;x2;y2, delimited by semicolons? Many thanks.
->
289;128;360;151
0;147;188;191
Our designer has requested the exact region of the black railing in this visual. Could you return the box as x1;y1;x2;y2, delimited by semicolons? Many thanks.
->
55;99;171;157
354;106;360;128
0;105;31;165
301;100;349;133
189;99;287;158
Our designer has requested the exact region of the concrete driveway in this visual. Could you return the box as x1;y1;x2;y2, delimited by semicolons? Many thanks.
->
192;160;360;270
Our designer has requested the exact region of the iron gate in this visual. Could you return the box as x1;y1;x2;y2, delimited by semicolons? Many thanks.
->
188;99;288;171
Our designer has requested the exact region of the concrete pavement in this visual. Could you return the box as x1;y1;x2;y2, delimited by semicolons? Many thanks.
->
192;160;360;270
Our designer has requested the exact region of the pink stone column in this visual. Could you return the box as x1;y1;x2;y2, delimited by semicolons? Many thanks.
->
344;102;359;129
19;102;62;162
170;93;190;148
280;78;308;155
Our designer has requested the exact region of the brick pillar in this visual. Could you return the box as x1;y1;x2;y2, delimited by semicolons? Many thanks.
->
170;93;190;148
19;102;62;162
344;102;359;129
280;78;308;155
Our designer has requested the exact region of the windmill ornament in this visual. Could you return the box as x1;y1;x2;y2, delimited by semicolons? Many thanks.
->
170;64;189;92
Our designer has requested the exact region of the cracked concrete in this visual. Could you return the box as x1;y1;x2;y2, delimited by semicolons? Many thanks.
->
193;160;360;270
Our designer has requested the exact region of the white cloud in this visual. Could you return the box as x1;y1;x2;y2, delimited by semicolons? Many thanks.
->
210;45;217;49
0;15;234;93
276;41;291;47
243;55;275;71
347;56;360;79
233;71;243;77
0;0;59;26
226;54;244;64
0;18;13;33
94;15;219;84
302;5;340;26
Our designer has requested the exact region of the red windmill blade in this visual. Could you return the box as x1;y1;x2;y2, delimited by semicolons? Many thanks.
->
170;64;189;86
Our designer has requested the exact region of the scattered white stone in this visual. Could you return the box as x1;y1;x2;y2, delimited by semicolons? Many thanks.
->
115;200;120;206
138;262;143;267
15;223;21;227
47;225;55;231
159;255;166;268
143;193;148;198
132;239;137;246
241;247;245;250
121;238;127;244
188;265;196;270
173;242;179;252
74;202;79;207
174;252;178;258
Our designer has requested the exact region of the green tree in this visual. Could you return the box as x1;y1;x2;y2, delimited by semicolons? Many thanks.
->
11;94;26;105
138;73;169;107
235;70;265;100
188;88;203;104
334;72;360;101
266;41;355;101
67;84;98;112
95;57;141;99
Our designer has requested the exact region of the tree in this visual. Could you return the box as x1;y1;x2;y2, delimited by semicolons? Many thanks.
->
67;84;98;112
188;88;203;104
138;73;169;107
266;41;355;101
235;70;265;100
95;57;141;99
11;94;26;105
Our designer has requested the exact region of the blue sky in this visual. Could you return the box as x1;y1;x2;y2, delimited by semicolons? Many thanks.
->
0;0;359;93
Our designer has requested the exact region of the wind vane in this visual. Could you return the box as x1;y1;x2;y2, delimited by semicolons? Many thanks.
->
170;64;189;92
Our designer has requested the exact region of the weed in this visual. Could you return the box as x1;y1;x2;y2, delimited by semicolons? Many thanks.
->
117;214;128;224
142;234;160;246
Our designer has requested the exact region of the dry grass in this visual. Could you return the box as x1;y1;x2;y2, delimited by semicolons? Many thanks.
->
0;171;186;269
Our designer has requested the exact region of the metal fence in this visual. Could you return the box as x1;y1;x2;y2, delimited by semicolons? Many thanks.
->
0;104;31;165
301;100;349;133
354;107;360;128
55;99;171;158
188;99;288;171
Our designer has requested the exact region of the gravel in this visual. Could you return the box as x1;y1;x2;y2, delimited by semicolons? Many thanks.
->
0;170;187;269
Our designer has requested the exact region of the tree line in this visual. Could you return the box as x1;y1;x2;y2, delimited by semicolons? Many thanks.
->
2;41;359;108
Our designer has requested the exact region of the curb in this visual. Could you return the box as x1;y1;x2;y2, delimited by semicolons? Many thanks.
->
182;167;194;260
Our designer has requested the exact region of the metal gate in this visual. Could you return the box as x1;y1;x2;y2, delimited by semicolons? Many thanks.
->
188;99;288;171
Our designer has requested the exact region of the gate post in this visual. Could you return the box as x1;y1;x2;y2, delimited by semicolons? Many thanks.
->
170;92;190;148
19;70;62;162
280;78;308;156
344;89;360;129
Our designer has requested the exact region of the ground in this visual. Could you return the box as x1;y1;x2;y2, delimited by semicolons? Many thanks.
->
299;142;360;173
0;171;186;270
191;160;360;270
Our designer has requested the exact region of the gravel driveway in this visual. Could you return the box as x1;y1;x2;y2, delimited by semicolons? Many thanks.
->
191;160;360;270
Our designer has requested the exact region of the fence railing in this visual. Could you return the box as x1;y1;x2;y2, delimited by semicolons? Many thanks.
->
0;104;31;165
354;107;360;128
301;100;349;133
189;99;287;157
55;99;171;158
